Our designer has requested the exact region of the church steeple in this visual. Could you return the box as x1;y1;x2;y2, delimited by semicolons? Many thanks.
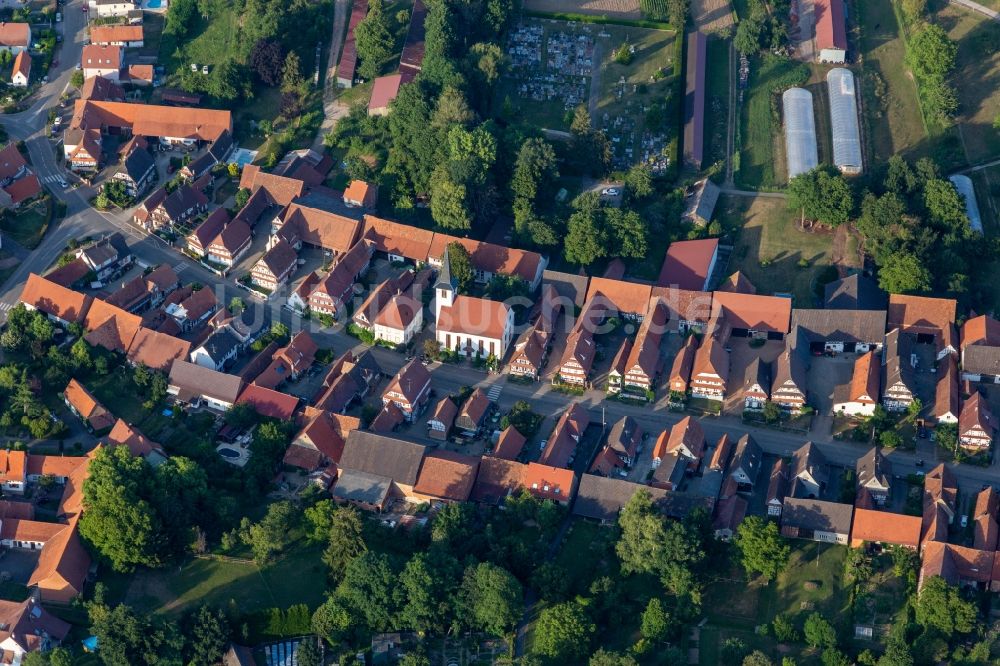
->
434;247;455;320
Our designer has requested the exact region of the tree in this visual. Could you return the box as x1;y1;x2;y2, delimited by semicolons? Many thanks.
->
640;597;672;643
565;206;607;266
915;576;977;637
336;551;402;631
87;600;184;666
165;0;197;36
184;605;229;666
821;649;851;666
879;430;902;448
533;600;595;659
250;39;284;86
70;70;84;88
312;596;353;644
281;51;305;93
878;251;932;294
624;164;654;200
399;551;460;634
457;562;523;636
78;446;164;571
297;638;322;666
240;500;297;564
744;652;775;666
500;401;544;438
734;516;790;582
229;297;245;314
430;170;472;230
734;17;763;55
234;187;251;210
209;59;247;102
906;24;957;83
787;168;854;227
771;613;799;642
446;242;474;292
590;650;638;666
606;208;648;258
322;505;367;580
803;612;837;649
355;0;393;79
511;138;558;236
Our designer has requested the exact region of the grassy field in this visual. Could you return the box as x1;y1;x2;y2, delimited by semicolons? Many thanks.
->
497;18;678;170
854;0;926;163
125;544;328;618
735;55;809;189
717;194;853;305
971;166;1000;233
704;35;730;171
700;542;853;664
1;196;51;249
939;5;1000;164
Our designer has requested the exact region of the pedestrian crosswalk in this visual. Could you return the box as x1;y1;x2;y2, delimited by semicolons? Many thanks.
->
173;263;188;274
486;384;502;402
40;175;64;186
0;302;12;313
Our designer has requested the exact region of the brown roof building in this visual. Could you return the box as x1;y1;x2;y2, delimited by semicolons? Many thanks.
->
413;450;479;501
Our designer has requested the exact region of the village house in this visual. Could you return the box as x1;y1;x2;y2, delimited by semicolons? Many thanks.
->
881;329;918;412
961;314;1000;383
165;286;218;332
607;300;667;399
824;273;887;311
372;294;423;346
335;431;427;505
856;446;891;507
89;24;144;47
668;335;698;394
887;293;957;356
539;403;590;469
254;330;317;389
711;291;792;340
657;238;719;291
434;253;513;360
766;459;789;517
63;379;115;433
0;22;30;54
206;220;252;269
832;350;880;417
133;185;209;232
923;463;958;544
742;356;770;411
112;145;156;198
105;264;179;313
427;397;458;441
781;498;854;545
125;327;192;372
973;487;999;551
412;450;480;503
790;441;828;499
573;475;671;524
10;49;29;87
590;416;643;476
189;327;241;371
508;321;551;381
81;298;142;353
81;45;123;81
75;233;132;282
959;391;995;451
790;308;887;353
251;239;298;291
0;597;70;663
934;355;960;424
167;361;243;411
771;327;809;413
381;359;432;422
90;0;139;18
729;434;762;492
343;179;378;208
492;426;526;460
282;409;360;471
689;332;729;401
455;389;491;435
850;508;922;549
19;273;93;326
180;130;234;181
186;208;229;258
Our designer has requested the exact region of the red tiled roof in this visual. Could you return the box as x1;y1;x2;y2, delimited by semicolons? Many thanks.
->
524;462;576;502
64;379;114;431
0;23;29;48
368;74;403;111
711;291;792;334
0;143;26;181
657;238;719;290
887;294;956;335
81;45;122;71
851;508;921;548
962;314;1000;348
4;174;40;204
437;296;510;341
586;278;653;316
126;327;191;372
815;0;847;50
82;298;143;353
413;450;480;501
343;180;377;207
71;100;232;143
20;273;92;323
89;24;143;43
493;426;526;460
361;215;435;261
237;384;299;420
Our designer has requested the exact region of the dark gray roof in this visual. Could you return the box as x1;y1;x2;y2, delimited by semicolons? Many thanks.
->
572;475;670;521
962;345;1000;376
791;441;828;488
824;274;887;311
81;233;130;266
744;356;770;388
167;360;243;403
856;446;891;488
331;468;392;506
162;185;207;219
120;148;155;182
339;431;427;486
791;308;887;344
542;270;590;308
731;434;762;479
197;327;240;363
781;497;854;535
883;328;917;392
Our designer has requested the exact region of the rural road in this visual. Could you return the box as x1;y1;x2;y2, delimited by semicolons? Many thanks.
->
314;0;352;149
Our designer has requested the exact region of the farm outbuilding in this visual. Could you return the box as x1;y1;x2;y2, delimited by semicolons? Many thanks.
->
825;68;863;175
683;31;707;170
948;175;983;234
782;87;819;180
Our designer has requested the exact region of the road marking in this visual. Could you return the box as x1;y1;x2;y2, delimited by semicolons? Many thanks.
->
0;302;13;313
487;384;502;402
173;263;188;273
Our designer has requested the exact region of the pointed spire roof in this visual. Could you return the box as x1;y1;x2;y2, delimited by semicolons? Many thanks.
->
435;245;455;291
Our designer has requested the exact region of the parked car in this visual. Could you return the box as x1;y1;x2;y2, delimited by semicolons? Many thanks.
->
961;515;969;528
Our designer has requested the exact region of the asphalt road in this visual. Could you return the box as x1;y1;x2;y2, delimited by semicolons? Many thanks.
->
0;1;995;500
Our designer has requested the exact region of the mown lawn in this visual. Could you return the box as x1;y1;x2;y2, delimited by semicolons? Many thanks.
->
125;543;328;618
939;5;1000;164
1;196;52;249
718;194;848;305
735;55;809;190
854;0;926;163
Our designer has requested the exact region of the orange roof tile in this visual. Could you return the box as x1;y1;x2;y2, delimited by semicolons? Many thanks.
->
82;298;143;353
64;379;114;431
89;24;143;43
413;450;480;501
711;291;792;334
848;351;880;402
343;180;377;207
71;100;231;143
524;462;576;502
283;203;362;254
361;215;435;261
887;294;956;335
237;384;300;421
962;314;1000;348
19;273;92;323
850;508;921;548
493;426;526;460
437;295;510;341
125;327;191;372
585;278;653;316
